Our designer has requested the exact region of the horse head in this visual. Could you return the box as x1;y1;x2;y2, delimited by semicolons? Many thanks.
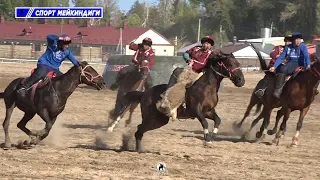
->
210;51;245;87
79;61;105;90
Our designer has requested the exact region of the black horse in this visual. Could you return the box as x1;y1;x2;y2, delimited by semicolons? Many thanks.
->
0;61;105;148
107;64;150;132
111;51;245;152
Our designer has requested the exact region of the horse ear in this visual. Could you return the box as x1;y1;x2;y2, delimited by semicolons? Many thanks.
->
79;61;89;67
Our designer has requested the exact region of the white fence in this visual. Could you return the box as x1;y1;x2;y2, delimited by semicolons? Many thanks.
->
0;57;106;65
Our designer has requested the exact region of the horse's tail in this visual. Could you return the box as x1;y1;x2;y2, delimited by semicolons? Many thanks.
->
109;91;144;120
249;43;268;74
0;92;4;99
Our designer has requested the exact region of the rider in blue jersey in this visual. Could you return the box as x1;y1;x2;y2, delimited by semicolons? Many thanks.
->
269;32;311;98
17;34;80;97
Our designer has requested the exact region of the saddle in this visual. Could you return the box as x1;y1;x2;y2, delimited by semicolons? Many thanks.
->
21;68;56;109
284;66;303;82
255;66;303;98
21;68;56;88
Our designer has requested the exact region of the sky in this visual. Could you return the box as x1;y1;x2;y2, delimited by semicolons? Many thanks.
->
69;0;158;13
118;0;158;12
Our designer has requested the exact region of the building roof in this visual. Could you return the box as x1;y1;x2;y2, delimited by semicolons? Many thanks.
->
218;44;250;54
0;18;154;46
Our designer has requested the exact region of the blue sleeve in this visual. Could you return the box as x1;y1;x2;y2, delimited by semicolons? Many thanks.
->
273;46;288;69
47;34;59;50
183;52;190;62
301;44;311;67
66;50;79;66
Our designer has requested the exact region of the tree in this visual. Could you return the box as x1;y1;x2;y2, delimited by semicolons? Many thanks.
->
127;13;142;27
127;0;146;20
97;0;119;26
72;0;96;25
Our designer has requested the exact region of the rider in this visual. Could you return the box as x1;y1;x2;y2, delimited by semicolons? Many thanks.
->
159;36;215;120
254;35;292;98
269;32;311;98
17;34;80;97
167;36;215;88
109;37;155;90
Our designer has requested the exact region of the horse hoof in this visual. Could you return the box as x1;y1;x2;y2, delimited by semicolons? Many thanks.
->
107;127;114;132
232;121;242;130
290;144;298;148
136;149;144;153
256;131;262;139
1;142;12;149
267;129;275;135
23;140;31;146
29;135;40;145
203;141;212;147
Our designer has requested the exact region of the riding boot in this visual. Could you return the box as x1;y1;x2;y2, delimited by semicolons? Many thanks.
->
273;73;286;99
17;73;41;97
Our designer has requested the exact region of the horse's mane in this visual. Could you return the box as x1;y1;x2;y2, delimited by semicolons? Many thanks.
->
52;65;79;81
208;50;239;68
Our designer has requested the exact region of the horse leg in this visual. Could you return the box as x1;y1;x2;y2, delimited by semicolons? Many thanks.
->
207;110;221;142
125;103;138;127
242;108;264;138
236;92;259;128
255;107;272;140
291;106;310;147
2;102;16;148
108;96;131;132
194;105;210;145
274;107;291;146
32;110;56;145
267;108;284;135
17;113;36;145
107;111;126;132
135;117;169;153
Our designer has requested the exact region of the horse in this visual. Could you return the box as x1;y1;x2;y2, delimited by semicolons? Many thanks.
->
235;52;319;142
106;63;150;132
111;51;245;152
0;61;105;148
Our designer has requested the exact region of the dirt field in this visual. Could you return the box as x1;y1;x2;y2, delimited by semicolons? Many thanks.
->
0;62;320;180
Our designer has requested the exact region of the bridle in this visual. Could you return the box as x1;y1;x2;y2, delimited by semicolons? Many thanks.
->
311;64;320;78
79;65;102;84
211;61;240;79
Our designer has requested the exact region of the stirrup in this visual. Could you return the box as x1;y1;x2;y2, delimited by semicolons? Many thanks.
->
254;88;266;98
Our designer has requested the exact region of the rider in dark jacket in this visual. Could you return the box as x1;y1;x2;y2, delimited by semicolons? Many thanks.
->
109;37;155;90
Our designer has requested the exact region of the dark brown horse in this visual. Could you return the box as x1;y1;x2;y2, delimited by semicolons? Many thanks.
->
111;51;245;152
235;53;319;141
107;64;150;132
0;61;105;148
